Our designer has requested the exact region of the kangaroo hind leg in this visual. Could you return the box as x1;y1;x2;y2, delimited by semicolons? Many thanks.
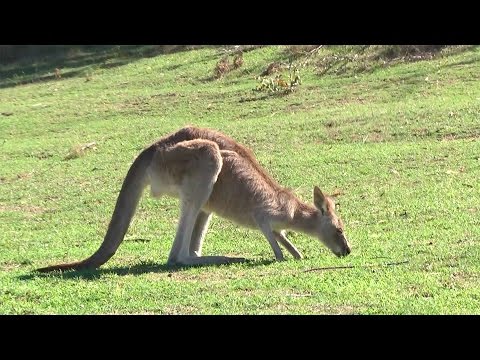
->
189;211;212;257
166;141;222;266
171;204;247;266
166;140;247;267
163;139;244;265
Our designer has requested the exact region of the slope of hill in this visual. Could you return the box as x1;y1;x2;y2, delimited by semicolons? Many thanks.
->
1;45;479;314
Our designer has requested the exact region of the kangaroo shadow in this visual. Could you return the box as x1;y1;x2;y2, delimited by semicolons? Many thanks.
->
18;258;277;281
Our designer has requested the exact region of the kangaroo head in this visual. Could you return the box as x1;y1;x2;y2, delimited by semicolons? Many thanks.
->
313;186;351;257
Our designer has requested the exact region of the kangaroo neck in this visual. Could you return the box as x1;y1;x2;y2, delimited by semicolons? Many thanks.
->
289;201;319;235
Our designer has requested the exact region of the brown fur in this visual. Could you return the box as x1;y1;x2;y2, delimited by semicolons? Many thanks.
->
37;126;350;272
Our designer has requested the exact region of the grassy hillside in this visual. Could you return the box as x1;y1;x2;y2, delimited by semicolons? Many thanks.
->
1;45;479;314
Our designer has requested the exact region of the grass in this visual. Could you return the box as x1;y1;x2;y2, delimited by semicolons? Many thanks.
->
1;45;479;314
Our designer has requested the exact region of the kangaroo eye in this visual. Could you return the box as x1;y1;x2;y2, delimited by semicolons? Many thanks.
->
337;228;343;234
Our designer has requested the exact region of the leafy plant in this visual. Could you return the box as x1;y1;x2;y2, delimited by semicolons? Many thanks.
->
214;56;230;79
254;65;301;95
213;52;244;79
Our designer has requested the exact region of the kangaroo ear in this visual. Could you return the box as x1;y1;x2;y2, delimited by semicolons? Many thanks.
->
313;186;327;214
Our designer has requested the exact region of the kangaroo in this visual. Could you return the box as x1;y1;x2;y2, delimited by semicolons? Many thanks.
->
37;126;351;272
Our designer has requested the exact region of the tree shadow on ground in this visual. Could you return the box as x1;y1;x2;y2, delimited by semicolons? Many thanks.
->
0;45;209;89
18;258;277;281
310;45;479;78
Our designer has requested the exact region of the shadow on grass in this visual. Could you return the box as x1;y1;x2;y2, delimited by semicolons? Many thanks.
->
0;45;210;89
311;45;479;78
19;258;277;281
438;54;480;70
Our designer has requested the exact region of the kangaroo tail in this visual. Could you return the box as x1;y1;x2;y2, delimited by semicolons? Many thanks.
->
37;146;156;273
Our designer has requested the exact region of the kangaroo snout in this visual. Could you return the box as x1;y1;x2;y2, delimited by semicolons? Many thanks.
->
334;238;351;257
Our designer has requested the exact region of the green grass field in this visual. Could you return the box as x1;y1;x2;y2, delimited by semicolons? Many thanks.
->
1;45;479;314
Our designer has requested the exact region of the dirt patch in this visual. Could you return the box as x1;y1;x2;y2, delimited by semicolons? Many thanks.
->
159;300;359;314
445;272;479;289
441;133;480;142
14;172;33;181
0;262;22;271
350;131;386;143
162;304;198;315
305;303;356;315
0;204;45;214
